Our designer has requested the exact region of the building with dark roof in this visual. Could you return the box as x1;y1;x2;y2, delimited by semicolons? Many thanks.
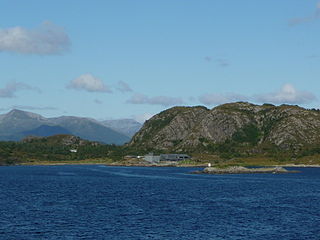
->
160;154;190;161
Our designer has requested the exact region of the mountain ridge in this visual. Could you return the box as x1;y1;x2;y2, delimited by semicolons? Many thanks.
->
0;109;135;144
129;102;320;159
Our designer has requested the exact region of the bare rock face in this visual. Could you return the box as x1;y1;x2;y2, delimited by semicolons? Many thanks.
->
191;107;252;142
129;102;320;152
130;106;209;150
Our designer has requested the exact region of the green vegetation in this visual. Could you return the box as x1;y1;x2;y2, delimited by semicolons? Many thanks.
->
0;134;173;166
232;124;261;145
0;135;124;165
1;134;320;166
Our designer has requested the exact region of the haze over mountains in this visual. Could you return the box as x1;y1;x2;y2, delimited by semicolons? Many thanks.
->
0;109;142;144
101;119;142;138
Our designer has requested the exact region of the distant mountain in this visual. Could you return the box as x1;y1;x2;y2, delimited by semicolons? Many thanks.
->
129;102;320;157
50;116;130;145
101;119;142;137
0;109;51;141
0;109;130;144
21;125;72;137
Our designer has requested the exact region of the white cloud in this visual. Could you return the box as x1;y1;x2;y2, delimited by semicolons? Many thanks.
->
254;84;316;104
198;84;315;106
0;81;40;98
0;21;70;55
127;94;148;104
117;81;133;93
199;93;248;105
132;113;154;123
68;74;112;93
127;93;184;107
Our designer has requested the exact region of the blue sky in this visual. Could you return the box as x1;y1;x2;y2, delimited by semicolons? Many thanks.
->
0;0;319;122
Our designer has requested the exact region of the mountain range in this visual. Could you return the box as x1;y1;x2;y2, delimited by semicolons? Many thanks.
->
0;109;142;144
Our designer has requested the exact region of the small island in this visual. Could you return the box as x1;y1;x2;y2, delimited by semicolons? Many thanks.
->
193;166;298;174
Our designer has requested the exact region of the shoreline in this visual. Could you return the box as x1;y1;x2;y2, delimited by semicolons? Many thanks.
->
193;166;300;174
3;160;320;168
275;164;320;168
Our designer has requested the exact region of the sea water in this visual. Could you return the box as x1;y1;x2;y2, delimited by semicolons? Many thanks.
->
0;165;319;239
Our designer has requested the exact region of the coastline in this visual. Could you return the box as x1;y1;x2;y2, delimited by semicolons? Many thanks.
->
18;159;113;166
192;166;300;175
5;159;320;168
275;164;320;168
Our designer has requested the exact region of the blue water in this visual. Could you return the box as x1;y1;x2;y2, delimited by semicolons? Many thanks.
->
0;165;319;239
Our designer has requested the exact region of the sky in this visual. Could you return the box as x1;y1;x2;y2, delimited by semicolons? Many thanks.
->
0;0;319;122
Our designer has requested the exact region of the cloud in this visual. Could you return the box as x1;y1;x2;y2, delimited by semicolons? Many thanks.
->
306;54;319;59
117;81;133;93
11;105;57;111
94;99;103;104
198;84;315;106
204;56;212;62
0;81;40;98
216;58;230;67
254;84;316;104
0;21;70;55
204;56;230;67
127;93;184;107
289;2;320;26
199;93;248;105
132;113;154;123
67;74;112;93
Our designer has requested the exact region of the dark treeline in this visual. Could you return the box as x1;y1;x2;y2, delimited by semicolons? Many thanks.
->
1;132;320;166
0;135;146;165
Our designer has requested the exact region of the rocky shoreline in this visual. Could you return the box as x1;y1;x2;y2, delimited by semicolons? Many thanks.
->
192;166;299;174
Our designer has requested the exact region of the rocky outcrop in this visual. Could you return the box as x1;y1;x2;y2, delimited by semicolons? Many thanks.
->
129;102;320;153
193;166;296;174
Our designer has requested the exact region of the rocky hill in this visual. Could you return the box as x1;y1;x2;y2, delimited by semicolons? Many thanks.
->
129;102;320;157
